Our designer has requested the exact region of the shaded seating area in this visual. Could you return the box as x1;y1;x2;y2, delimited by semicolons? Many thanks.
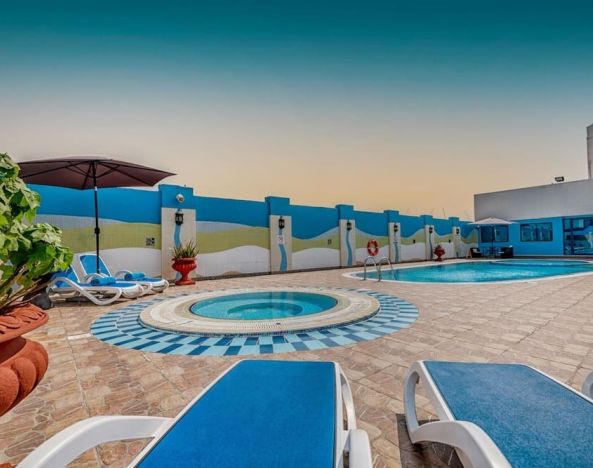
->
404;360;593;467
17;360;372;468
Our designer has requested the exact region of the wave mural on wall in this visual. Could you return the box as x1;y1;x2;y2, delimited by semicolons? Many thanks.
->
355;229;389;263
399;228;426;261
459;227;479;257
196;221;270;276
292;226;340;270
34;214;162;275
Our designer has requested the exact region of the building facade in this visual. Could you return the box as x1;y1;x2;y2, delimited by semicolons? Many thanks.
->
474;178;593;256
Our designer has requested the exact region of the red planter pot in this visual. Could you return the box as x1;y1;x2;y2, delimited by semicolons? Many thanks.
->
434;247;445;262
0;303;49;417
172;257;197;286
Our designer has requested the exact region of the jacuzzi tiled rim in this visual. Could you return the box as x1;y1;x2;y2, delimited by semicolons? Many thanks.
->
138;287;380;335
90;288;419;356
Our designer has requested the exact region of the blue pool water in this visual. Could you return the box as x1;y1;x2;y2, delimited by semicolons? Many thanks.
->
357;259;593;283
190;291;338;320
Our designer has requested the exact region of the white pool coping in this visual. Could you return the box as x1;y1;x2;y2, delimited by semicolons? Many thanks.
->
139;287;380;335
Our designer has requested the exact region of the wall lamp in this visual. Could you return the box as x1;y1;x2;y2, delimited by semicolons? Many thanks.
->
455;227;460;235
175;209;184;226
393;224;399;234
346;220;353;231
278;216;285;230
428;226;434;234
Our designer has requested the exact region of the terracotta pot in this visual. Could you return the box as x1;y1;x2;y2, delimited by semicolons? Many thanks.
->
0;303;49;417
172;257;197;286
434;246;445;262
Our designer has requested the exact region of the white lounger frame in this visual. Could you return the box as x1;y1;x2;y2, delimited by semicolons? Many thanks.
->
47;276;143;306
18;360;372;468
77;254;169;294
404;360;593;468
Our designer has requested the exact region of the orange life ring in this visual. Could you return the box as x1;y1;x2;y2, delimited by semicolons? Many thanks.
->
367;239;379;256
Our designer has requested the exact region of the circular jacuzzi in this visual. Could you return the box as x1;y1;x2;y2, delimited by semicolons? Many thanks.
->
139;287;379;335
190;291;338;320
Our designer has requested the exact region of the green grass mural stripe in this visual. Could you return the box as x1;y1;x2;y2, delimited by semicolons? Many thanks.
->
400;230;425;245
197;227;269;253
61;223;161;253
293;235;340;252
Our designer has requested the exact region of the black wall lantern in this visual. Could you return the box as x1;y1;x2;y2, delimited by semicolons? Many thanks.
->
455;227;460;235
175;209;184;226
278;216;285;230
393;224;399;234
346;220;352;231
428;226;434;234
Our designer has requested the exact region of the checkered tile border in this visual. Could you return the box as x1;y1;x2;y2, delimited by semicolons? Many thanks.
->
90;288;419;356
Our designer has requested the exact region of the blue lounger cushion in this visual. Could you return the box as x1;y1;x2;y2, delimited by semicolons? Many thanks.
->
123;272;146;280
138;360;336;468
424;361;593;468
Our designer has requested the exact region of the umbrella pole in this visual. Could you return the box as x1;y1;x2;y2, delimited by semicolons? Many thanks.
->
92;163;100;273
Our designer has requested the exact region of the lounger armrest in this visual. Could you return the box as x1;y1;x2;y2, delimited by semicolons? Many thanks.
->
83;272;108;282
582;371;593;398
348;429;372;468
47;276;77;290
17;416;170;468
339;367;357;430
404;361;510;468
411;420;510;468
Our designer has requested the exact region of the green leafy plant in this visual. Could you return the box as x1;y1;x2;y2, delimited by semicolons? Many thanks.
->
0;153;73;312
172;240;199;259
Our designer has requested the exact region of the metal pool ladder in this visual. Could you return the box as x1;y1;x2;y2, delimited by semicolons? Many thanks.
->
363;256;394;281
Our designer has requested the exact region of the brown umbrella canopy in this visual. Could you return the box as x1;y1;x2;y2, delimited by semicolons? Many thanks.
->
18;156;174;189
18;157;175;272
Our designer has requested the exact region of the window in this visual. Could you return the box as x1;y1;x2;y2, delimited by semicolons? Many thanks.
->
480;225;508;243
520;223;553;242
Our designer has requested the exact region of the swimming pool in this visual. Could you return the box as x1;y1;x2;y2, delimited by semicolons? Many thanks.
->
190;291;338;320
352;259;593;283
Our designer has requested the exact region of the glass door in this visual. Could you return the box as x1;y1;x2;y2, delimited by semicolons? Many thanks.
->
564;217;593;255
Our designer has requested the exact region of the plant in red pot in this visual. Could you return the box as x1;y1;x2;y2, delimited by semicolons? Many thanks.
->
0;154;72;417
433;244;446;262
172;240;199;286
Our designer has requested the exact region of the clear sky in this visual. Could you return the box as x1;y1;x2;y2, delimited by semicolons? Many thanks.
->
1;1;592;218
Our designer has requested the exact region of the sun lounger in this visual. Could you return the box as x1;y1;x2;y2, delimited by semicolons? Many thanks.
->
47;267;144;306
78;254;168;294
17;360;372;468
404;360;593;467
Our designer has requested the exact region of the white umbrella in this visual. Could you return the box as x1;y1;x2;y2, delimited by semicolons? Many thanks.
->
470;217;515;256
471;217;514;226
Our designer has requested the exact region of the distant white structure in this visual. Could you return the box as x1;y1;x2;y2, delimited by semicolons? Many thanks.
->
588;124;593;179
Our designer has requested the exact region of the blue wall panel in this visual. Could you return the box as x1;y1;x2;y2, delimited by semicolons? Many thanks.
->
195;196;268;227
33;185;161;223
354;211;387;236
399;215;425;237
290;205;338;239
433;218;453;236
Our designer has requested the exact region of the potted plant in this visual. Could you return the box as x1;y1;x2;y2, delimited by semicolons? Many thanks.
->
0;153;72;416
172;240;199;286
433;244;446;261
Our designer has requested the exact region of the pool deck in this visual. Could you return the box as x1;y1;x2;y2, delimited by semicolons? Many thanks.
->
2;262;593;467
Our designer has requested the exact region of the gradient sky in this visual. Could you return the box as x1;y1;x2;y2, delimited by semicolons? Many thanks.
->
1;1;593;218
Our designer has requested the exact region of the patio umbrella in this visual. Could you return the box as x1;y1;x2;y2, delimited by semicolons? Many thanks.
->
18;157;175;273
470;217;515;256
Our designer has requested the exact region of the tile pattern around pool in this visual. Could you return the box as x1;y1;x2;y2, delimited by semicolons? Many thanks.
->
90;288;419;356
